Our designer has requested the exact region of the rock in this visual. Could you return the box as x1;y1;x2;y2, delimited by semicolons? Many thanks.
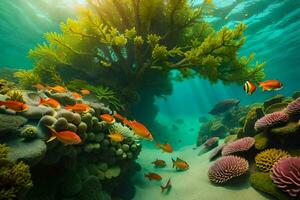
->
209;99;240;115
105;166;121;179
38;115;57;127
0;114;27;138
89;102;111;116
77;176;104;200
240;106;263;138
68;123;78;132
54;117;69;131
22;91;41;106
72;113;81;125
122;144;130;152
270;122;300;136
60;170;82;197
46;91;76;105
292;91;300;99
264;102;288;114
7;138;47;166
263;95;284;110
94;133;105;142
81;113;93;130
254;132;269;150
56;110;75;122
19;125;38;139
21;105;55;120
78;122;88;134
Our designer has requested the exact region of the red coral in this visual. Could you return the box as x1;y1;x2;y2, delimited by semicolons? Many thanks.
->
271;157;300;198
285;97;300;115
254;111;289;131
221;137;255;156
208;155;249;184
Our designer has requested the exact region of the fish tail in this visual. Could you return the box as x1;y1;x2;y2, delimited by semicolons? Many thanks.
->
171;158;175;168
46;126;57;142
160;186;165;193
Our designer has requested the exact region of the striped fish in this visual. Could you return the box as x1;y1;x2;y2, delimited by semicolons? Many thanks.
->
243;81;256;95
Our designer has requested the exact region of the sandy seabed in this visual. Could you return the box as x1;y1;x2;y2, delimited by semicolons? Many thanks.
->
133;144;270;200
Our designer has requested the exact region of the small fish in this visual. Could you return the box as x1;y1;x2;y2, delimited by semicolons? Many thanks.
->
46;126;81;145
156;142;173;153
100;114;116;124
80;89;91;95
0;100;29;112
114;113;127;121
160;178;171;193
32;83;45;90
65;103;90;113
123;120;154;141
47;85;67;93
152;159;166;168
172;157;189;171
144;173;162;181
107;131;124;142
243;81;257;95
72;92;82;99
259;80;283;91
39;98;61;109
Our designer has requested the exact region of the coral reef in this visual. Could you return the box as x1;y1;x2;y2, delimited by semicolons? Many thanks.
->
253;132;269;150
221;137;255;156
271;156;300;198
209;143;225;161
208;155;249;184
254;111;289;131
285;97;300;115
255;149;290;172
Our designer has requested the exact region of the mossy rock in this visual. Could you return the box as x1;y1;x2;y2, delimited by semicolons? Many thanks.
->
60;170;82;197
254;132;269;150
263;95;284;110
264;102;288;114
292;91;300;99
77;176;104;200
270;122;300;136
250;172;291;200
240;106;263;138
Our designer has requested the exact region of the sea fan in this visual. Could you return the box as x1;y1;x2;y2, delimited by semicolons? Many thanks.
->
222;137;255;156
271;156;300;198
254;111;289;131
208;155;249;184
285;97;300;115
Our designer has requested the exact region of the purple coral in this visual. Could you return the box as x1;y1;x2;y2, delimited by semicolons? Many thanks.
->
254;111;289;131
204;137;219;148
209;143;225;160
285;97;300;115
222;137;255;156
271;157;300;198
208;155;249;184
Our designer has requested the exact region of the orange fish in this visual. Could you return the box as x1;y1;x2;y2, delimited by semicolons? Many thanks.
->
156;142;173;153
80;89;91;95
65;103;90;113
72;92;82;99
100;114;116;124
123;120;153;141
48;85;67;93
32;83;45;90
0;100;29;112
172;157;189;171
152;159;166;168
46;126;81;145
39;98;61;109
259;80;283;91
114;113;127;121
107;131;124;142
160;178;171;193
144;173;162;181
243;81;256;95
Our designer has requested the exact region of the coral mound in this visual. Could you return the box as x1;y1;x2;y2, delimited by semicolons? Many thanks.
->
285;97;300;115
208;155;249;184
255;149;290;172
271;156;300;198
222;137;255;156
254;111;289;131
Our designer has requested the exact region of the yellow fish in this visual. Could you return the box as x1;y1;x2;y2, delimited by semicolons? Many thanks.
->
107;131;124;142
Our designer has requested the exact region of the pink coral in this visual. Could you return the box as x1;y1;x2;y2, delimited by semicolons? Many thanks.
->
271;157;300;198
208;155;249;184
254;111;289;131
209;143;225;160
285;97;300;115
204;137;219;148
221;137;255;156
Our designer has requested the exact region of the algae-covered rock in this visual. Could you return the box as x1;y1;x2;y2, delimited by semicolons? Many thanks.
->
241;106;264;138
21;106;55;120
77;176;103;200
56;110;75;122
0;114;27;138
270;122;300;136
122;144;130;152
19;125;38;139
22;91;41;106
224;134;237;144
54;117;69;131
292;91;300;99
60;170;82;197
250;172;291;200
105;166;121;179
254;132;269;150
72;113;81;125
264;102;288;114
78;122;88;134
67;123;77;132
263;95;284;110
46;91;76;106
38;115;57;127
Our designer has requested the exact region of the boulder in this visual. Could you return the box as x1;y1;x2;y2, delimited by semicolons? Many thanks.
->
0;114;27;138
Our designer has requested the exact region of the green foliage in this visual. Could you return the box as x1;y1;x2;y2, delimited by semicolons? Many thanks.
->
13;70;40;89
6;90;24;103
0;144;33;200
0;79;16;95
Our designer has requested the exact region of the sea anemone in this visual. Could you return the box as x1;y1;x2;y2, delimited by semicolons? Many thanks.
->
271;156;300;198
204;137;219;148
208;155;249;184
285;97;300;115
222;137;255;156
255;149;290;172
254;111;289;131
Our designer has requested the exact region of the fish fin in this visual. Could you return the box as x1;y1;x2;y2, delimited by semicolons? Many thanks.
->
171;158;175;168
46;126;57;143
176;157;184;162
160;186;165;193
47;134;57;143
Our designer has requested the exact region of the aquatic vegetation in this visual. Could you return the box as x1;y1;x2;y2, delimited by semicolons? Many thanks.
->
6;90;24;103
271;156;300;198
285;97;300;115
255;149;290;172
0;144;33;200
13;70;41;89
254;111;289;131
0;79;16;95
208;155;249;184
221;137;255;156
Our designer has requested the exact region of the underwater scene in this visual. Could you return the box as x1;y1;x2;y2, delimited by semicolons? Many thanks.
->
0;0;300;199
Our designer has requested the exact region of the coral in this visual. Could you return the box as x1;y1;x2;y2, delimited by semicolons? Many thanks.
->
59;170;82;197
264;102;288;114
241;105;264;138
0;144;33;200
0;114;28;138
77;176;104;200
0;79;16;95
203;137;219;148
292;91;300;99
254;111;289;131
250;172;291;200
222;137;255;156
270;122;300;136
285;97;300;115
263;95;284;111
271;156;300;198
255;149;290;172
209;143;225;161
253;132;269;150
20;125;38;139
6;90;24;102
105;166;121;179
208;155;249;184
224;134;237;144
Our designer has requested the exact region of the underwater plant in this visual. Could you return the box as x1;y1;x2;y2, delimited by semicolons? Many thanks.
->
13;70;41;89
6;90;24;103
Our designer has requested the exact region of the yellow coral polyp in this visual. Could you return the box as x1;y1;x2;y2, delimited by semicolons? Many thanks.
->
255;148;290;172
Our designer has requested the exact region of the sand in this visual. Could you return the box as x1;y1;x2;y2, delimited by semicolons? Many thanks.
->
133;145;270;200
